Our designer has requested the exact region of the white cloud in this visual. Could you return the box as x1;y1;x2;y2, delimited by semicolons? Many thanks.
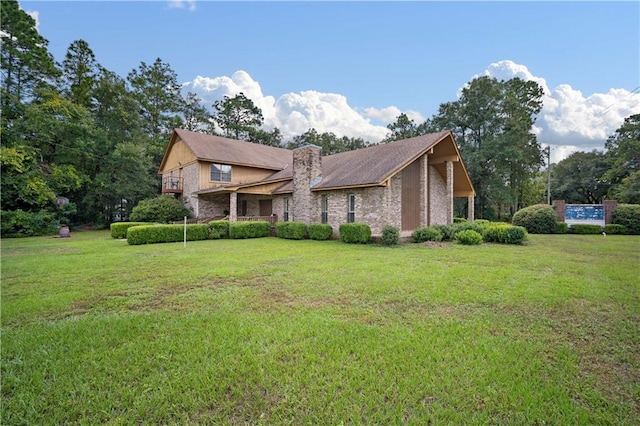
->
362;106;425;125
167;1;196;12
479;60;640;161
182;71;391;143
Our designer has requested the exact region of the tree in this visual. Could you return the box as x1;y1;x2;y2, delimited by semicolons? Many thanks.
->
287;128;369;154
60;39;100;108
249;127;283;147
212;92;263;140
428;76;544;219
605;114;640;203
383;113;429;142
0;0;58;117
551;150;610;204
182;91;211;132
128;58;184;163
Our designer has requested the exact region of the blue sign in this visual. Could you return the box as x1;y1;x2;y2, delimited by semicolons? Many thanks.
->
565;205;603;221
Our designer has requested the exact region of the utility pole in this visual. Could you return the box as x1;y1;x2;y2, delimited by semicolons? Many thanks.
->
546;146;551;205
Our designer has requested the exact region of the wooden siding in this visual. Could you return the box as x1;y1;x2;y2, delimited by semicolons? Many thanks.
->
161;139;197;172
401;159;421;231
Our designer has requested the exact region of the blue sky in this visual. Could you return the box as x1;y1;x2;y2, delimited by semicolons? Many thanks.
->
21;1;640;161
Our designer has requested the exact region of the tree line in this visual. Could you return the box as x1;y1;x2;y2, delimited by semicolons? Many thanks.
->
1;0;636;233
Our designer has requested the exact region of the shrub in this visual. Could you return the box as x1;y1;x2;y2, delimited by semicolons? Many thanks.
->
339;222;371;244
453;217;468;223
276;221;307;240
604;224;628;235
569;224;603;235
431;224;456;241
483;224;527;244
453;220;489;235
110;222;152;239
308;223;333;240
412;226;443;243
556;222;569;234
612;204;640;235
512;204;557;234
229;221;270;239
0;209;56;237
127;224;211;245
129;195;192;223
209;220;229;239
380;225;400;246
456;229;483;245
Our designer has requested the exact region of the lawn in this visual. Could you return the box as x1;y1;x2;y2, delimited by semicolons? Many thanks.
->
1;231;639;425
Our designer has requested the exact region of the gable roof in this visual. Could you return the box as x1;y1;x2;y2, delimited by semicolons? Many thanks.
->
158;128;292;172
318;131;450;189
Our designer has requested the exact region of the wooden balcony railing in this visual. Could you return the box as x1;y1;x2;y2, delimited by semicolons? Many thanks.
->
162;176;183;194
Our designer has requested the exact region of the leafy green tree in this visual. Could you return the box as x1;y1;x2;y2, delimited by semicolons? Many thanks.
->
428;76;544;218
383;113;430;142
212;92;263;140
129;195;192;223
551;150;610;204
128;58;184;163
249;127;283;147
0;145;56;210
605;114;640;203
60;39;100;107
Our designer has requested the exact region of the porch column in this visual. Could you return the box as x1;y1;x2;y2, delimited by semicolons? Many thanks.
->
446;161;454;223
229;192;237;222
467;195;475;221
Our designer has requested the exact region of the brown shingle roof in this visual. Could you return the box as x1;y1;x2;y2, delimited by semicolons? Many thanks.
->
316;131;450;189
173;128;292;170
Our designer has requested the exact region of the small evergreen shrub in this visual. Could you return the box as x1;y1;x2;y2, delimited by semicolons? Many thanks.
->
612;204;640;235
0;209;56;237
569;224;603;235
129;195;192;223
431;224;456;241
604;224;628;235
209;220;229;239
483;225;527;245
412;226;443;243
512;204;557;234
229;221;270;239
276;221;307;240
127;224;210;245
453;217;468;223
110;222;152;239
381;225;400;246
456;229;483;245
453;220;489;235
556;222;569;234
308;223;333;240
339;222;371;244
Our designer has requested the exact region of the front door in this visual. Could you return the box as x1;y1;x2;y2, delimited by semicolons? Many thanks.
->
259;199;272;216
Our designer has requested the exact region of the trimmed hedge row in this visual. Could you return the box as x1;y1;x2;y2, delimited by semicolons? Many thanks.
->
209;220;230;239
127;224;212;245
483;224;528;244
339;222;371;244
229;221;271;239
275;221;307;240
569;224;604;235
110;222;153;239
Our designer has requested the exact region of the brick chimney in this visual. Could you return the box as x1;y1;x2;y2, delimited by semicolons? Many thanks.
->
292;144;322;224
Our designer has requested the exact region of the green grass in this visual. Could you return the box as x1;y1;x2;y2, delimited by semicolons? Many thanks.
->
2;231;639;424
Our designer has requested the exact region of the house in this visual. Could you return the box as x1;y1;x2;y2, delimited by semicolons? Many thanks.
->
158;128;475;236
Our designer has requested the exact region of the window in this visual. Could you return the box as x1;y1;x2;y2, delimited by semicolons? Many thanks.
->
321;195;329;224
283;197;290;222
210;163;231;182
347;194;356;223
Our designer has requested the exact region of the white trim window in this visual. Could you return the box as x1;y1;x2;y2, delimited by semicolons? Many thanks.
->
347;194;356;223
210;163;232;182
